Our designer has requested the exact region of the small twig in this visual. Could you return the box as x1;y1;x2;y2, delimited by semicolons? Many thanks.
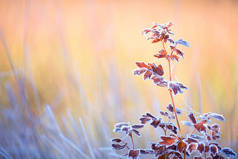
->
190;128;196;136
129;132;135;149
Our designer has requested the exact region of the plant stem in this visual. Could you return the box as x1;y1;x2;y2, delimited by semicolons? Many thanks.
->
129;133;135;149
169;89;182;137
168;58;172;81
162;41;182;137
184;149;186;159
190;128;196;136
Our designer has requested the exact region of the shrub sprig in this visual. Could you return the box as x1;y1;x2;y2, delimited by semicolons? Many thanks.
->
112;22;237;159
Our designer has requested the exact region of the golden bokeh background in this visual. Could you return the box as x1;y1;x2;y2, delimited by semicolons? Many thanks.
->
0;0;237;153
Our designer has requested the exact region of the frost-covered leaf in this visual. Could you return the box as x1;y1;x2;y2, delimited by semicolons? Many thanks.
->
151;76;167;87
112;143;127;150
145;112;156;119
158;154;166;159
113;122;130;133
194;121;207;132
187;143;198;154
134;69;146;75
132;129;141;136
184;137;198;144
140;149;154;155
209;144;218;156
128;149;139;159
160;111;169;117
208;113;225;121
132;124;144;129
205;145;210;153
150;119;161;128
177;140;187;152
152;38;160;43
159;136;177;145
170;54;179;61
170;46;185;58
220;147;237;158
176;39;190;47
166;122;178;134
149;63;164;76
194;156;204;159
188;112;197;124
166;104;182;115
139;117;151;124
112;138;122;143
154;49;167;59
166;151;183;159
167;38;174;44
168;82;187;95
151;144;166;157
143;71;152;80
197;143;205;154
136;62;150;69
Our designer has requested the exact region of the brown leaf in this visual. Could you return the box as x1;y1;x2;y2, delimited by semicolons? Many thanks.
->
168;82;187;95
143;29;151;34
151;76;163;83
167;104;182;115
167;145;177;151
188;112;197;124
145;112;156;119
187;143;198;154
197;143;205;154
153;64;164;76
112;143;127;150
158;154;166;159
132;129;141;136
154;49;167;59
150;119;161;128
152;38;160;43
160;111;169;116
194;156;204;159
166;22;173;28
159;136;177;145
205;145;209;153
136;62;150;69
174;48;184;57
129;149;139;159
170;55;179;61
184;137;198;144
157;64;164;76
139;117;151;124
178;140;187;152
149;63;164;76
163;34;169;43
144;71;152;80
132;124;144;129
112;138;122;143
170;46;184;57
140;149;154;155
134;69;146;75
194;121;206;132
168;151;183;159
210;144;218;155
166;123;178;134
152;144;166;157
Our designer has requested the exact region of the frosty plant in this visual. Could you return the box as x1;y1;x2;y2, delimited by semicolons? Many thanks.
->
112;22;237;159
